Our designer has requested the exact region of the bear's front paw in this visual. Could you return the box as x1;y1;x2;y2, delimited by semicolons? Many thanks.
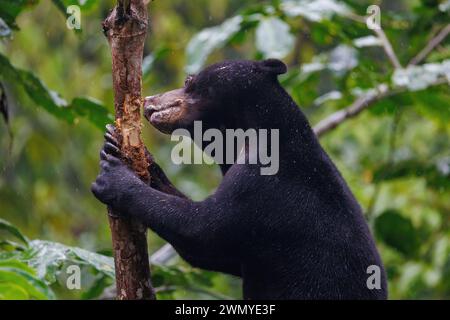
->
91;126;142;211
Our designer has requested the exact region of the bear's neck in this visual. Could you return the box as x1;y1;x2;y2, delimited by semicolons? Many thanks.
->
241;85;319;151
215;83;322;175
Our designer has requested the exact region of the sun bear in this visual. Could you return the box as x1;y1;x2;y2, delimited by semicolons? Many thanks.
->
92;59;388;299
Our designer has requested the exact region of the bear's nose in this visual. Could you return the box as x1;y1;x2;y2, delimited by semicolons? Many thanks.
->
144;95;158;109
144;95;164;115
144;95;160;122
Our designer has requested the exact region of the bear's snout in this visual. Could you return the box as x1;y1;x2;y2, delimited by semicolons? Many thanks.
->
144;95;159;112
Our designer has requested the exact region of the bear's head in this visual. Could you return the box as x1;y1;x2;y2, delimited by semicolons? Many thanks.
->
144;59;287;134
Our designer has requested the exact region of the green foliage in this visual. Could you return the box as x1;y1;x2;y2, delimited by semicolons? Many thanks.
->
185;0;356;72
0;259;54;300
280;0;351;21
392;60;450;91
186;15;245;74
0;219;237;299
256;17;295;59
143;46;172;80
0;218;29;244
0;53;112;130
375;209;423;258
51;0;97;13
373;158;450;191
0;18;11;38
71;98;114;130
0;0;449;300
0;0;38;32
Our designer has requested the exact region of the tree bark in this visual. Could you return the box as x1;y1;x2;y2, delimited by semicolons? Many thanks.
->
102;0;155;300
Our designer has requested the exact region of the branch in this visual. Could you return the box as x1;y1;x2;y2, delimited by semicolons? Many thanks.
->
409;24;450;66
373;28;402;69
103;0;155;300
313;75;449;137
346;12;402;69
312;14;449;137
313;84;391;137
150;243;177;265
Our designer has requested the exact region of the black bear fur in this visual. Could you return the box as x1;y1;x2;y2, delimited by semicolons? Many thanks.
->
92;59;388;299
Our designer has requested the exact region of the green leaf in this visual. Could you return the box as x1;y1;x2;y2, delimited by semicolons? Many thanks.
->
0;218;28;244
255;17;295;59
152;264;232;300
19;69;75;122
1;238;234;299
412;89;450;125
186;15;244;74
0;283;29;299
0;53;112;130
373;158;450;191
353;35;382;48
313;90;342;106
0;0;38;30
301;44;358;77
369;97;399;115
0;240;26;252
142;46;171;80
0;259;35;273
0;17;11;38
71;98;113;130
0;270;51;300
0;53;74;121
51;0;97;13
0;259;54;300
8;239;219;298
392;59;450;91
2;240;115;298
439;0;450;12
281;0;351;21
374;209;422;258
81;275;113;300
22;240;115;283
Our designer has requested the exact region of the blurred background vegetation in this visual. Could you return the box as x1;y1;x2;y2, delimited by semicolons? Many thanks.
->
0;0;449;299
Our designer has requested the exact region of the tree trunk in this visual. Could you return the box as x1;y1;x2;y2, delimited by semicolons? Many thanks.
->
102;0;155;300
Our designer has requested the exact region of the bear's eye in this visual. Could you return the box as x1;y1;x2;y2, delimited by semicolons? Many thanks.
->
184;75;194;87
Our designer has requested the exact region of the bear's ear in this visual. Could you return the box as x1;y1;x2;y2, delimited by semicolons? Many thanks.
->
259;59;287;75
